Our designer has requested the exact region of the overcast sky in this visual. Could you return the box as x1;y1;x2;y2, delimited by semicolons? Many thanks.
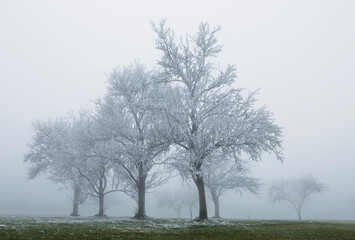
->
1;0;355;220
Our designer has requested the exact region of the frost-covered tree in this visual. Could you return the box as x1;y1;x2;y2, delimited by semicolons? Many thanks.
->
69;111;124;217
75;156;120;217
204;157;261;218
96;62;170;219
152;20;283;220
269;175;325;220
24;119;88;216
25;111;124;217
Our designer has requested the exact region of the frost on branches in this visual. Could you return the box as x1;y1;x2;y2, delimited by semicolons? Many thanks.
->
24;118;89;216
24;20;284;220
24;111;124;217
152;20;283;220
68;111;124;217
96;62;170;219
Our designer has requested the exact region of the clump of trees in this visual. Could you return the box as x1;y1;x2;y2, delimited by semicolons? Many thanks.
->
24;111;124;216
268;175;325;220
24;20;283;220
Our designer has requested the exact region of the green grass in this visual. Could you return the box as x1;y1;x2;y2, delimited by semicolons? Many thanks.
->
1;216;355;239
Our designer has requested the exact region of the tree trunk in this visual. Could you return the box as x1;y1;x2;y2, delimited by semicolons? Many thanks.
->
189;204;193;219
177;209;181;218
70;184;80;216
97;193;105;216
134;176;147;219
210;188;220;218
297;208;302;220
194;174;208;220
96;179;105;217
71;202;79;216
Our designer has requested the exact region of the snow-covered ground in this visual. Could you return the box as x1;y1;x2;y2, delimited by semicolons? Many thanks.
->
0;215;232;231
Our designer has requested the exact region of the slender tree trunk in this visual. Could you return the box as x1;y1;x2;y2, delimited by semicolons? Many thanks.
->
194;174;208;220
177;209;181;218
297;208;302;220
70;184;80;216
189;204;193;219
135;176;147;219
210;188;220;218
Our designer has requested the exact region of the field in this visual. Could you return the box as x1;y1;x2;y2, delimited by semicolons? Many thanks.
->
1;216;355;240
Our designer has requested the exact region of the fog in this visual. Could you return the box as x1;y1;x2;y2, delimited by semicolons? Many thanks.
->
1;0;355;220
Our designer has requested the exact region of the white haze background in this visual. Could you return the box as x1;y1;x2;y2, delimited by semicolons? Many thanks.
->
1;0;355;220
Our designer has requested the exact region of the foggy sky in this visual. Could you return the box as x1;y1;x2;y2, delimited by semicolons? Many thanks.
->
1;0;355;220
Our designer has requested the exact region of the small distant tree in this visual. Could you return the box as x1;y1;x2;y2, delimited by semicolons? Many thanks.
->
268;175;325;220
156;191;185;218
183;189;198;219
204;157;261;218
156;188;198;218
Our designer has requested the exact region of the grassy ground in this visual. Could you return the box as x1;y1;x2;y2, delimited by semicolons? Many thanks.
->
1;216;355;240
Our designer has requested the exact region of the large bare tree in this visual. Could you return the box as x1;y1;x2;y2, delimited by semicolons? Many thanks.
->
152;20;283;220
